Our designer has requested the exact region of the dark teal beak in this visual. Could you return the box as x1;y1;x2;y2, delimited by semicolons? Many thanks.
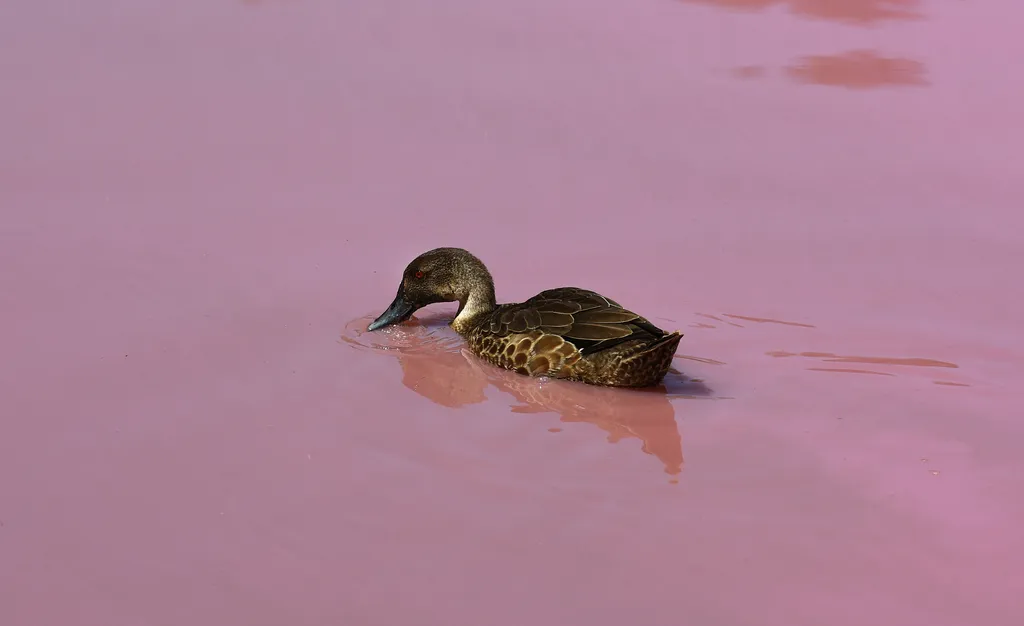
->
367;288;416;331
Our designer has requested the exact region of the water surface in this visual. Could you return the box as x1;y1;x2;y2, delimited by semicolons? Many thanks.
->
2;1;1023;625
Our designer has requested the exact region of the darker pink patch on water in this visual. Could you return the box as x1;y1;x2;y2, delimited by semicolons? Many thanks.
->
2;1;1023;625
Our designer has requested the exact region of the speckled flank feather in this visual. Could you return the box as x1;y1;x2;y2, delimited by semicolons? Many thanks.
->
463;288;682;387
369;248;683;388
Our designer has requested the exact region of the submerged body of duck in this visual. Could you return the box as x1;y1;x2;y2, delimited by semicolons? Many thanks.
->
367;247;682;387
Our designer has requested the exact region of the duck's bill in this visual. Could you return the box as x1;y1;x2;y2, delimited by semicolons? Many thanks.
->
367;291;416;331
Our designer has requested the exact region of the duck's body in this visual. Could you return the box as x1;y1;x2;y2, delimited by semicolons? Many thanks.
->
368;248;682;388
456;287;681;387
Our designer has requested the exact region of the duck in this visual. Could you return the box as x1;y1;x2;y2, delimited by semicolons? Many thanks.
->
367;247;683;388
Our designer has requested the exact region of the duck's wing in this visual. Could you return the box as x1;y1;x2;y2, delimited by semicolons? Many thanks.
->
484;287;669;355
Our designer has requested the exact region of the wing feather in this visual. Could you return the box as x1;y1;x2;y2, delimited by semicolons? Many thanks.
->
479;288;669;354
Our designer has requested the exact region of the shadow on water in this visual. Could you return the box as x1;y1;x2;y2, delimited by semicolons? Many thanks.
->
786;50;928;89
341;311;723;477
731;51;929;90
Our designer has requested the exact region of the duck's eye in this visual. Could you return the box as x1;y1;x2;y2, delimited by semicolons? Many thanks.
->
414;270;425;279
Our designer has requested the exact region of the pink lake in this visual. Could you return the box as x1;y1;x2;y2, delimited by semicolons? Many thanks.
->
3;1;1023;624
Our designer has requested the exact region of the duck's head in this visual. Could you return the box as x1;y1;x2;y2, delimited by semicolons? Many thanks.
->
367;247;496;331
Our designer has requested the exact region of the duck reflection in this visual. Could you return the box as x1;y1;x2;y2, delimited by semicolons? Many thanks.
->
344;313;712;476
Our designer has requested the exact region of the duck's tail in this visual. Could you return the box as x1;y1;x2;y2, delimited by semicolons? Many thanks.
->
640;330;683;355
616;331;683;387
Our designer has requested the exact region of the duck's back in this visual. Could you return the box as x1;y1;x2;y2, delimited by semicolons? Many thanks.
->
462;287;681;387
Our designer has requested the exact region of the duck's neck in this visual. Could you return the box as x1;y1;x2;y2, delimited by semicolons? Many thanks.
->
451;286;496;335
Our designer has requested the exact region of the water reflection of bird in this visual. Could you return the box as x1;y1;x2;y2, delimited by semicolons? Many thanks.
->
349;314;711;476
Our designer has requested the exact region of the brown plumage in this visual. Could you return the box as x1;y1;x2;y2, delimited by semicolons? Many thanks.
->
367;248;682;387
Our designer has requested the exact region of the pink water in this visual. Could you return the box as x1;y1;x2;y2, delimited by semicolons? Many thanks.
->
3;1;1023;624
